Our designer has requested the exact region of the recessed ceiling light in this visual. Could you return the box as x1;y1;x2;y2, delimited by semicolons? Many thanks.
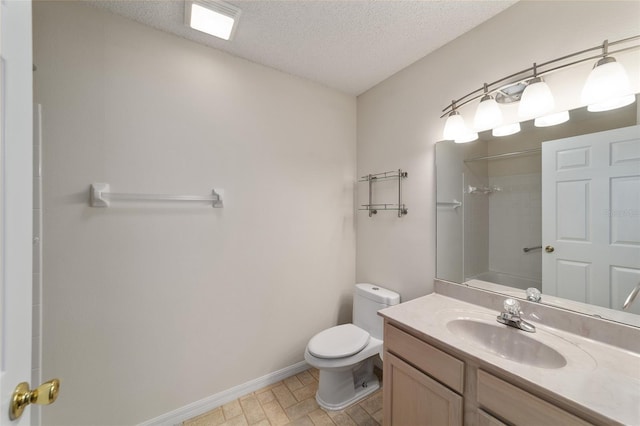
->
185;0;241;41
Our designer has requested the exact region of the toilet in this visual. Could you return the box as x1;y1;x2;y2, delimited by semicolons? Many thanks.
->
304;283;400;411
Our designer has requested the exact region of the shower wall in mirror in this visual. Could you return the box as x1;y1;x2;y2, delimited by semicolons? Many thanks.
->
436;99;639;321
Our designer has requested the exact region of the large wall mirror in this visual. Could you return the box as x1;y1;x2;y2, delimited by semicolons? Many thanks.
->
436;96;640;327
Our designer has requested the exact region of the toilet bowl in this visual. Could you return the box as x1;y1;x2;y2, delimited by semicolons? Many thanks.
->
304;284;400;411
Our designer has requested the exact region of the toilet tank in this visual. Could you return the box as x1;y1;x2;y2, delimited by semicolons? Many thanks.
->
353;283;400;340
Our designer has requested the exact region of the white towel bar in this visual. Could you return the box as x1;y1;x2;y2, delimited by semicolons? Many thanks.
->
89;183;223;208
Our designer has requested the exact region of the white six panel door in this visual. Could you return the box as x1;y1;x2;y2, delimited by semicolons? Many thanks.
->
542;125;640;314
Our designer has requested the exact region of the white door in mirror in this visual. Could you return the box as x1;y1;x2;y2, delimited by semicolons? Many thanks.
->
542;125;640;313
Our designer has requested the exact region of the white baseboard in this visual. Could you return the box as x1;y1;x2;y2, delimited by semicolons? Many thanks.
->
138;361;310;426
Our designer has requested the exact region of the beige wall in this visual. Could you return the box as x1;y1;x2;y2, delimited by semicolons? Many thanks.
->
356;1;640;301
33;2;356;424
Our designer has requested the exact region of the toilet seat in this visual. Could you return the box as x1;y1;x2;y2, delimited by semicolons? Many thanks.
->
307;324;370;359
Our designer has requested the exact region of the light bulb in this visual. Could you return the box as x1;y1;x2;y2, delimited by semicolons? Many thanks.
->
582;57;635;111
534;111;570;127
474;94;502;132
454;129;478;144
518;78;555;119
587;94;635;112
492;122;521;137
443;111;466;140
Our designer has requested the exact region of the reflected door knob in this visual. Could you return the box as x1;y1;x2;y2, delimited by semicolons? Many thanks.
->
545;245;555;253
10;379;60;420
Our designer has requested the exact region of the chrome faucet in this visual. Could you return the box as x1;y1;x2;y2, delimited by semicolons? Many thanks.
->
497;298;536;333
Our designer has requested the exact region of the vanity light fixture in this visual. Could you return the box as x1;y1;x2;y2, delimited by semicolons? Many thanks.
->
440;35;639;140
443;101;468;141
185;0;241;41
518;63;555;119
454;129;479;144
582;40;635;112
534;110;570;128
492;122;521;137
474;83;503;132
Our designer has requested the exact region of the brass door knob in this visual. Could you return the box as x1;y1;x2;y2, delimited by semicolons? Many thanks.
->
545;245;555;253
10;379;60;420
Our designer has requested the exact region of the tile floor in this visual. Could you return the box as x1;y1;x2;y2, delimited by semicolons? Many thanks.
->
184;368;382;426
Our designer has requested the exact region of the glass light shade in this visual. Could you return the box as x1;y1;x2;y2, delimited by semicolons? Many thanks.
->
492;122;521;137
454;129;478;144
534;110;570;127
474;96;502;132
442;112;466;140
582;58;634;110
587;94;635;112
518;79;555;119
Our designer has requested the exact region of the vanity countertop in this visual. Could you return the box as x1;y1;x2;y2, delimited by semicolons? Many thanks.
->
379;293;640;425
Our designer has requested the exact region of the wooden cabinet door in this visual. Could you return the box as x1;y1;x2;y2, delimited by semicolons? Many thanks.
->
384;351;463;426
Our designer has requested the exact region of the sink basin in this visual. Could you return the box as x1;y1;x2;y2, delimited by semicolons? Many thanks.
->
446;319;567;369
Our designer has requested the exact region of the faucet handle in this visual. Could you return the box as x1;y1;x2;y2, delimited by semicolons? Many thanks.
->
503;298;521;315
526;287;542;302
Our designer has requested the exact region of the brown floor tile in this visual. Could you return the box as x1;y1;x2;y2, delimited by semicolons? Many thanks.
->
256;389;276;405
184;369;384;426
309;368;320;381
284;375;305;392
371;409;383;425
239;395;266;425
285;398;320;420
183;407;225;426
286;416;315;426
345;405;373;426
296;370;316;386
254;381;284;395
358;391;382;415
220;414;249;426
262;400;291;426
293;382;318;402
326;412;356;426
272;384;298;409
222;400;244;420
308;408;336;426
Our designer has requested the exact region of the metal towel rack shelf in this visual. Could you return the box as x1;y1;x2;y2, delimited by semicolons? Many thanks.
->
89;183;224;208
358;169;408;217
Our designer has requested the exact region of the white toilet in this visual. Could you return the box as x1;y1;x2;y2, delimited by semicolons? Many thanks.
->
304;283;400;411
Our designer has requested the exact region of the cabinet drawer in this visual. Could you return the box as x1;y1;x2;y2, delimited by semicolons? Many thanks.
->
385;323;464;393
477;370;591;426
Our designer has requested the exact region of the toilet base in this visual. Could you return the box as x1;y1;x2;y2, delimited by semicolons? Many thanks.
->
314;357;380;411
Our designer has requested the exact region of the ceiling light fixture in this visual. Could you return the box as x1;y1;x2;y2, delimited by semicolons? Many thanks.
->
518;63;555;119
186;0;241;41
440;35;639;138
474;83;503;132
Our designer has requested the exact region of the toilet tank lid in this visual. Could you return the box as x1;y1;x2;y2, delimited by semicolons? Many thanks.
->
355;283;400;305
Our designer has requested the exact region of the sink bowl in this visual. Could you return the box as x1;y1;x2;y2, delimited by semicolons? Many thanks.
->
446;319;567;369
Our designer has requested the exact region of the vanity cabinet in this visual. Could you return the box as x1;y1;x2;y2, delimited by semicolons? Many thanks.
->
383;323;464;425
383;321;596;426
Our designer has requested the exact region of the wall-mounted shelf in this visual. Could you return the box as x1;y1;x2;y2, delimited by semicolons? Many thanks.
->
359;169;408;217
89;183;224;208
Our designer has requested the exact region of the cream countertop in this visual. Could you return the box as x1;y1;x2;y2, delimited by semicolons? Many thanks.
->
379;293;640;425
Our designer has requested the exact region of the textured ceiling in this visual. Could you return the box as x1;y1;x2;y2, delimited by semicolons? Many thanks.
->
89;0;517;95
